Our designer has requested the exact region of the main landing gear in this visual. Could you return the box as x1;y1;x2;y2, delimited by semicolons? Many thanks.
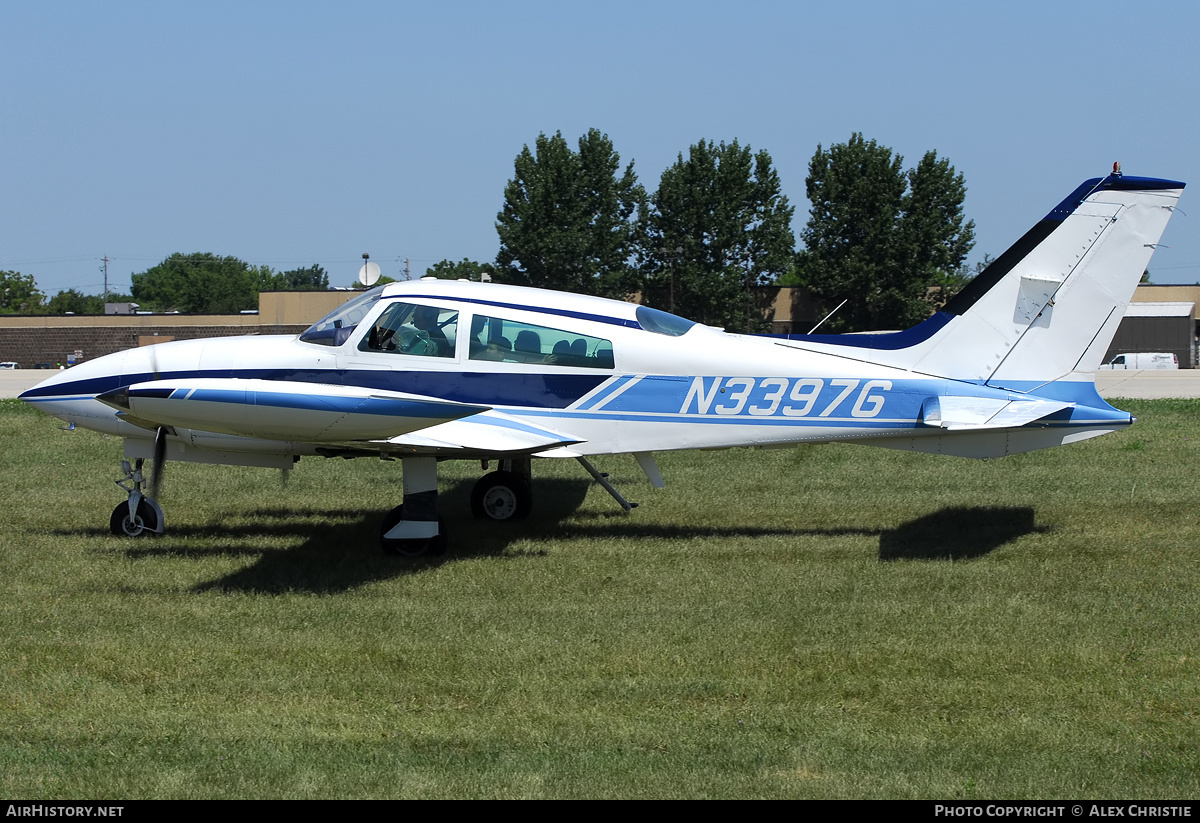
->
470;459;534;522
110;458;164;537
378;454;655;557
377;457;529;558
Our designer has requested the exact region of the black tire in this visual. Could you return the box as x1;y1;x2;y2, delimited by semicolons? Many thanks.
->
380;504;447;557
109;499;160;537
470;470;532;522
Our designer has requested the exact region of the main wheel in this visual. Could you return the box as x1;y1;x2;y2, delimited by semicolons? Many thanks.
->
380;504;447;557
470;470;532;522
109;499;161;537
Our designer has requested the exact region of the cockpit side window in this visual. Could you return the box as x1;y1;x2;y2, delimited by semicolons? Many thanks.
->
359;302;458;358
468;314;614;369
299;288;383;347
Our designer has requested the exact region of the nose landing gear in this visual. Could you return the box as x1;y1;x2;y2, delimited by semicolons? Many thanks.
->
110;458;164;537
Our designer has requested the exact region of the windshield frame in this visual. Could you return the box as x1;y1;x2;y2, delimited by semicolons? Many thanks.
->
298;287;385;347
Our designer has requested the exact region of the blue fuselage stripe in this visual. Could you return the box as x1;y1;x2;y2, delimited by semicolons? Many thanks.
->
24;368;609;410
24;370;1130;433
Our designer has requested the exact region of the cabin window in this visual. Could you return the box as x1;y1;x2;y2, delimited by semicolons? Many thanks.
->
467;315;614;369
359;302;458;358
299;287;383;347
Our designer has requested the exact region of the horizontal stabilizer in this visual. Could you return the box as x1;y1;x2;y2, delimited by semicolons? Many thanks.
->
921;395;1073;430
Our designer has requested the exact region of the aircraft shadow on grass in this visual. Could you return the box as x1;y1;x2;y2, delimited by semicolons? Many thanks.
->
87;479;1044;594
877;506;1046;562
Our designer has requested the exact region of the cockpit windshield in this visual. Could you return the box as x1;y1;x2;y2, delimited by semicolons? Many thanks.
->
299;287;384;347
635;305;696;337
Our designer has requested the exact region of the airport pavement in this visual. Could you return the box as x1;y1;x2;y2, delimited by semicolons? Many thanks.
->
1090;370;1200;399
2;370;59;399
5;368;1200;400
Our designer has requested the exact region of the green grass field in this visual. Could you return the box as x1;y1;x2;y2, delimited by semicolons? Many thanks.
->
1;397;1198;799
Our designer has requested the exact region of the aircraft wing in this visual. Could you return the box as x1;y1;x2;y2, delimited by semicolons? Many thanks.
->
920;396;1074;430
372;410;586;458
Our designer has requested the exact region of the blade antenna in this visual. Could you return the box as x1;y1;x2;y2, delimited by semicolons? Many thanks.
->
807;299;848;334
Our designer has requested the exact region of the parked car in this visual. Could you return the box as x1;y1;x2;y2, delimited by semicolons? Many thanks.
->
1098;352;1179;370
0;362;17;370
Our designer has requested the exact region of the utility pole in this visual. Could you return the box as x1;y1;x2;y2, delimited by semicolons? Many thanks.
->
405;257;411;280
101;255;110;303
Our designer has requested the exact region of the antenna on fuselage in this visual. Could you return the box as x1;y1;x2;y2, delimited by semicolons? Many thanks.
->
806;299;848;334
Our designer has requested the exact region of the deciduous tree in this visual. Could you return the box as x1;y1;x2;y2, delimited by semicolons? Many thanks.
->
269;264;329;291
495;129;646;297
644;139;795;332
46;289;105;314
797;133;975;331
425;258;495;281
131;253;259;313
0;271;45;314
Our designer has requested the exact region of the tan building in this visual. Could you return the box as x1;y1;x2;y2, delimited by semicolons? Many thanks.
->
0;283;1191;368
0;291;357;368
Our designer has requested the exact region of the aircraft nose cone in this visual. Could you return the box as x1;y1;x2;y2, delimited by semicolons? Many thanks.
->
96;387;131;411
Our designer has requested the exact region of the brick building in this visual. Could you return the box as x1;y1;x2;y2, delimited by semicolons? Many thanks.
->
0;291;352;368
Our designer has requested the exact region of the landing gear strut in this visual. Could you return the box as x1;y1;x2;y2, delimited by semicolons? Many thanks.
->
110;458;164;537
380;456;447;557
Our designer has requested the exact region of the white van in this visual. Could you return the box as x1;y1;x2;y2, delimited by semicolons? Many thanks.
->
0;362;18;370
1099;352;1179;370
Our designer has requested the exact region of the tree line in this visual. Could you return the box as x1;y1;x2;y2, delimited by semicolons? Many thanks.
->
3;131;976;332
0;258;329;316
436;129;976;333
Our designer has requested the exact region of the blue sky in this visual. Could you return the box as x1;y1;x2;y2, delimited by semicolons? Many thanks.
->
3;1;1198;297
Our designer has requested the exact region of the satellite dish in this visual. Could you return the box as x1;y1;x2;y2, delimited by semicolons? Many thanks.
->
358;262;381;286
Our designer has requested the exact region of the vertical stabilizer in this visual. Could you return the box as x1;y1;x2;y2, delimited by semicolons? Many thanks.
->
920;174;1184;384
772;173;1184;386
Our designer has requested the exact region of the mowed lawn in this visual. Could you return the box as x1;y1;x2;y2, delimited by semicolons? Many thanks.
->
1;397;1197;799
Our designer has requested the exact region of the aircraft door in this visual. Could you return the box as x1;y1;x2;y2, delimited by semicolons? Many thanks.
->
340;301;462;373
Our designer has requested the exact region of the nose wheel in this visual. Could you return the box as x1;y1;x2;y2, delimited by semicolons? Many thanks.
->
110;497;163;537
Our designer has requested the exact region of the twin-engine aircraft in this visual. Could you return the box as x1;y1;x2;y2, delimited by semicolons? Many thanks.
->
21;170;1185;555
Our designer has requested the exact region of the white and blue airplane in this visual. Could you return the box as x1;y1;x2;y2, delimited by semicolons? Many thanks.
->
21;169;1185;555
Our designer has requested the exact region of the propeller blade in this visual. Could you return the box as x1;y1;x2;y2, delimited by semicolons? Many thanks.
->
150;426;167;499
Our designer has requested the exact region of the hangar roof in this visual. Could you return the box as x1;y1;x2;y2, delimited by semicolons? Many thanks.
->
1124;301;1195;318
